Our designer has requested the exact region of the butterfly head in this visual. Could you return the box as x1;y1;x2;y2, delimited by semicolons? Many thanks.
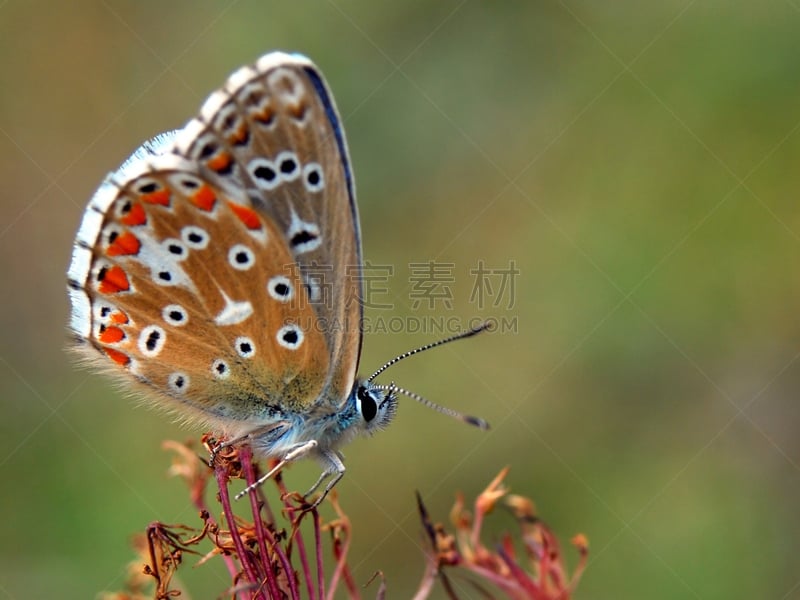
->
352;379;397;434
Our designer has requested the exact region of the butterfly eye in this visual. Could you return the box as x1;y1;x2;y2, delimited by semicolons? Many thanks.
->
357;386;378;422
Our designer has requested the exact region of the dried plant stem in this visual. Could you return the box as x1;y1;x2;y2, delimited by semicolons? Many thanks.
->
306;511;324;600
326;498;359;600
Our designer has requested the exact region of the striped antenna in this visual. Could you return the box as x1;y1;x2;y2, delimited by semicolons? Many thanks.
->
368;321;492;430
375;383;490;430
367;321;492;383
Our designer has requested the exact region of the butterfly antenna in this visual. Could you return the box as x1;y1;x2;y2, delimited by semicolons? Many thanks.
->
367;321;492;383
375;383;490;430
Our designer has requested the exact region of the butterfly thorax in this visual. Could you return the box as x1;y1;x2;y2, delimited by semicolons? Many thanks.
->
247;379;396;459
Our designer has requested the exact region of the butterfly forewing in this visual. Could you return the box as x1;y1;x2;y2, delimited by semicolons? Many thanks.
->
68;151;332;434
173;53;362;406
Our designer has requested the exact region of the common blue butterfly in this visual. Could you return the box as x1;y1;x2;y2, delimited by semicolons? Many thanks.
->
67;52;488;506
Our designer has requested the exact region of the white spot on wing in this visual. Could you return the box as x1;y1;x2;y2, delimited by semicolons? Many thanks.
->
286;206;321;254
182;225;210;250
302;162;325;193
211;358;231;380
162;304;188;327
139;325;166;357
228;244;255;271
267;67;306;107
124;228;196;291
267;275;294;302
248;158;280;190
161;238;188;260
168;372;190;394
276;324;304;350
275;151;300;182
214;291;253;326
235;336;256;358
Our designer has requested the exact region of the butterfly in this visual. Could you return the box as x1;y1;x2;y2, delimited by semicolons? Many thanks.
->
67;51;488;506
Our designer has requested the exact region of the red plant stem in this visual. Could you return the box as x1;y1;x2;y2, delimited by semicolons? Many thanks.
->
247;466;298;599
542;531;568;594
313;511;325;600
240;448;285;600
293;512;317;600
539;532;557;596
497;545;547;600
411;559;438;600
215;463;267;600
466;562;528;598
276;473;316;600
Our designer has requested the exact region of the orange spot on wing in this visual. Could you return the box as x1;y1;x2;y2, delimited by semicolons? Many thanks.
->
228;123;250;145
121;203;147;226
190;185;217;211
107;231;141;256
289;103;307;120
99;325;125;344
104;347;130;366
110;311;129;324
228;202;262;230
207;151;233;173
141;189;171;206
99;266;130;294
254;106;274;124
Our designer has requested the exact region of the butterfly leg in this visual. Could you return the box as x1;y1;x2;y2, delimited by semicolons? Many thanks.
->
304;449;345;509
234;440;319;500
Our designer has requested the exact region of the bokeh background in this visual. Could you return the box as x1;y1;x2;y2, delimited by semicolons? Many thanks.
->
2;1;800;598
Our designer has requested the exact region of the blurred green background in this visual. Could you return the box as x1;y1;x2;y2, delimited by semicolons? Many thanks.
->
2;1;800;598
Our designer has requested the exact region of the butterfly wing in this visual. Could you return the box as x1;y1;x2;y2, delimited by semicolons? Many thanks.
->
172;52;362;407
67;53;362;438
